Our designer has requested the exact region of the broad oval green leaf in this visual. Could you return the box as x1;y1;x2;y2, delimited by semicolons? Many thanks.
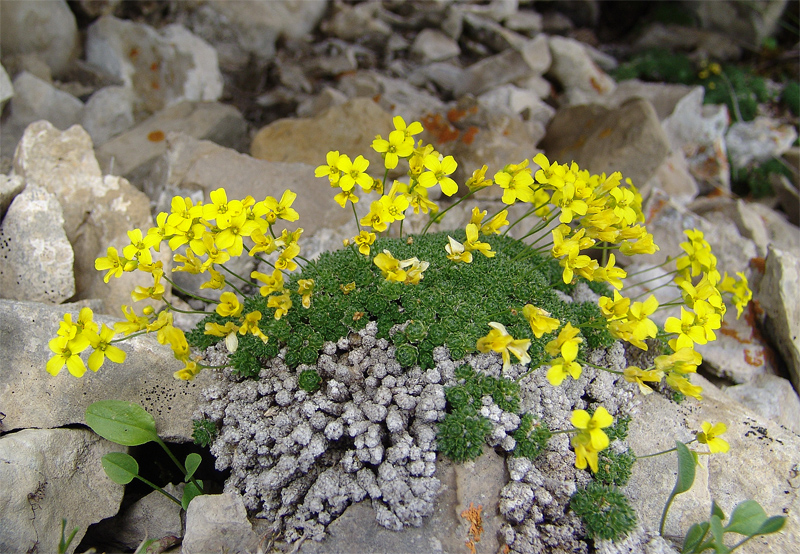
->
725;500;767;535
85;400;158;446
756;515;786;536
185;453;202;481
673;441;697;495
710;500;726;521
709;515;731;554
101;452;139;485
682;521;708;553
181;479;204;511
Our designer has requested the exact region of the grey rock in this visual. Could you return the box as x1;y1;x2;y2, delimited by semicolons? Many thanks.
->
296;86;349;118
501;9;543;35
770;174;799;226
251;96;394;169
684;0;788;52
626;374;800;553
0;173;25;220
12;121;168;314
478;84;556;126
182;493;259;554
539;98;671;189
454;47;539;98
726;117;798;169
86;16;223;114
693;198;771;257
0;0;79;77
321;1;392;41
0;185;74;303
96;101;247;185
634;23;742;61
547;35;615;105
153;133;353;243
757;247;800;394
748;202;800;254
0;299;215;441
724;374;800;435
462;11;529;53
0;428;125;554
598;79;695;121
81;85;136;146
642;150;700;206
7;71;84;131
0;63;12;111
662;87;730;192
182;0;328;71
410;29;461;63
93;483;184;550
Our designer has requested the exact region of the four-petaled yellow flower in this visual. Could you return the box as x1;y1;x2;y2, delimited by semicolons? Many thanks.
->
476;322;531;371
696;421;729;453
338;154;372;191
446;236;472;263
352;230;376;256
522;305;560;338
217;291;243;318
373;250;407;282
85;324;127;372
251;268;284;297
570;407;613;472
95;246;127;282
418;154;458;196
268;291;293;320
298;279;314;308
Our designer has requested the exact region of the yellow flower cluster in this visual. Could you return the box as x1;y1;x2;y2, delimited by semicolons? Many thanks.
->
48;307;126;378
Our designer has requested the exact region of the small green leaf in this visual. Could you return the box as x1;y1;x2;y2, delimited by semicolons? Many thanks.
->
673;441;697;495
85;400;158;446
710;500;726;521
755;515;786;536
725;500;767;535
682;522;709;553
185;453;202;481
709;515;730;554
181;479;204;510
101;452;139;485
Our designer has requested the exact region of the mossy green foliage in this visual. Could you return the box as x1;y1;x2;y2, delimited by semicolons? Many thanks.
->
594;450;636;487
188;231;611;377
512;413;552;460
192;418;218;447
731;157;795;198
612;48;696;84
782;81;799;116
298;369;322;393
571;482;637;541
436;406;492;463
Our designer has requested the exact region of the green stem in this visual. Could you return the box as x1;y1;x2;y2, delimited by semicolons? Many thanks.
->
625;256;677;278
163;276;219;304
153;435;204;495
351;201;361;233
635;438;697;459
110;330;148;343
134;474;182;506
578;359;624;375
420;185;487;235
161;300;209;315
217;263;250;285
213;267;246;297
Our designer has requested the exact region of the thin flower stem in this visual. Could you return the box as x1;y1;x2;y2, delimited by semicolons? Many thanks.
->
578;359;624;375
217;263;250;285
162;300;208;315
134;474;182;506
162;276;219;304
214;266;247;297
626;256;676;278
351;201;361;233
110;330;148;343
421;186;486;235
634;438;697;459
630;281;674;300
153;435;204;495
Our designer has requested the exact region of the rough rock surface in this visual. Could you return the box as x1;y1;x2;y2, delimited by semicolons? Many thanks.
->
182;492;260;554
0;428;125;554
0;299;214;442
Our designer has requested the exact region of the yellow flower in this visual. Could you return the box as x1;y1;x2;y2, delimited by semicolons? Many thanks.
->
114;305;150;336
298;279;314;308
623;366;664;395
522;305;560;338
276;242;301;272
202;188;243;229
476;322;531;371
338;154;372;191
418;154;458;196
392;115;423;140
47;334;90;377
572;431;600;473
551;181;588;223
360;199;391;232
372;128;414;169
239;311;268;343
123;228;160;265
494;161;534;204
465;164;492;190
131;272;165;302
334;188;359;208
315;150;345;185
545;322;583;362
546;356;582;386
352;230;376;256
463;223;495;258
216;291;243;318
173;359;201;380
445;235;472;263
598;290;630;320
85;324;127;372
374;250;407;283
720;271;752;319
268;291;292;320
249;229;278;257
480;210;509;236
214;212;260;257
655;347;702;374
666;372;703;400
261;190;300;223
400;257;429;285
697;422;730;453
378;189;410;223
95;246;127;282
592;254;626;290
173;248;203;274
205;321;240;352
200;267;226;290
665;306;710;351
251;268;284;297
572;407;613;452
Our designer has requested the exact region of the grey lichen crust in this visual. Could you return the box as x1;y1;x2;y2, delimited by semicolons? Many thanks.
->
196;317;639;547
